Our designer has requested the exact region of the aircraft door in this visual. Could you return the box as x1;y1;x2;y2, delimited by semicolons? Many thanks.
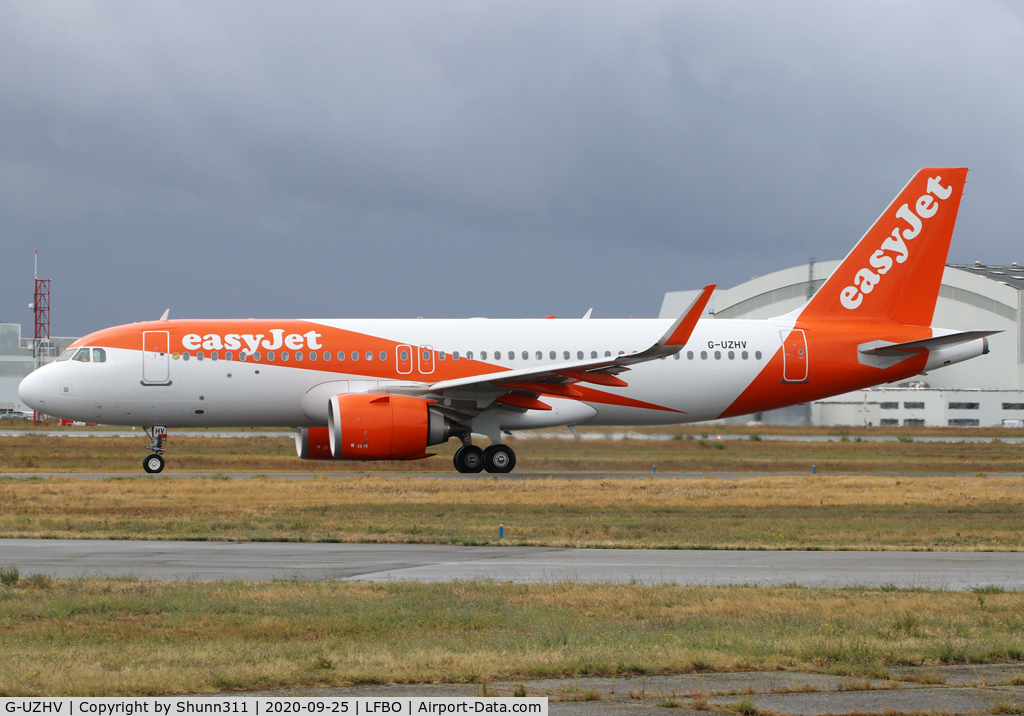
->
780;329;808;383
143;331;170;385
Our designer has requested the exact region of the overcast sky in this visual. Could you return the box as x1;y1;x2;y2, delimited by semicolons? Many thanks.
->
2;1;1023;335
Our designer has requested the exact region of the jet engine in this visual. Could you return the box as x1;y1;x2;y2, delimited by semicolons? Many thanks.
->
296;393;452;461
294;426;334;460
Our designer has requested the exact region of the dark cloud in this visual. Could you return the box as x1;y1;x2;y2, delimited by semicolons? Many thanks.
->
1;1;1023;334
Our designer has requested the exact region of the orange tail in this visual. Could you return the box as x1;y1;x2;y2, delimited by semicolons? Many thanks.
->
799;167;968;327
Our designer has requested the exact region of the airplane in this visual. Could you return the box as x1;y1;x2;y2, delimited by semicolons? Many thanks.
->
18;167;995;474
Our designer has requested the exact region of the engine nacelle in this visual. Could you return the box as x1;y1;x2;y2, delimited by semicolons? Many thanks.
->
295;427;334;460
324;393;452;461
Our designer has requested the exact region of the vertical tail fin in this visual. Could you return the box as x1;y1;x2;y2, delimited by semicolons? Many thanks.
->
799;167;968;326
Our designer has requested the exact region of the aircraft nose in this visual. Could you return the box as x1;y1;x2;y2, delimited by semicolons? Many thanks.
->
18;369;47;412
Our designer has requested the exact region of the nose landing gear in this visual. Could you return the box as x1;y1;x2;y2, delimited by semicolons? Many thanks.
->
143;426;167;474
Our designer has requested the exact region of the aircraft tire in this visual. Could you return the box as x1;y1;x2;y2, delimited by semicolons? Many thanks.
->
454;445;484;474
483;444;516;474
143;454;165;474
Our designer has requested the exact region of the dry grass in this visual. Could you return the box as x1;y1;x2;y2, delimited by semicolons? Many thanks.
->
0;579;1022;696
1;473;1023;549
4;430;1024;474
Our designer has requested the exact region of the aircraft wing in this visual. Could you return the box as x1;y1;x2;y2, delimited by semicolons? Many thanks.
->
424;285;714;408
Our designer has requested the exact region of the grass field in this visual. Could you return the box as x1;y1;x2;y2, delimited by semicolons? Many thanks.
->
0;577;1021;696
2;429;1024;474
2;473;1023;549
2;430;1023;697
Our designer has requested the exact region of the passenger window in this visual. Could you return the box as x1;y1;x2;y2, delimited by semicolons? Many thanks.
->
183;352;190;361
338;351;345;361
577;351;583;359
254;351;261;361
324;351;331;361
92;348;106;363
453;351;460;360
240;352;247;361
379;351;386;361
564;351;570;360
282;351;289;361
673;353;680;360
714;351;721;360
226;352;233;361
755;351;762;360
480;351;487;360
366;351;373;361
550;351;556;360
591;351;597;359
439;351;446;360
700;351;707;360
535;351;542;360
728;351;735;360
495;351;502;360
523;351;529;360
211;352;219;361
604;351;611;357
264;352;272;361
72;347;90;362
618;351;625;355
309;351;317;361
400;350;409;361
351;351;359;361
197;351;205;361
687;351;694;359
507;351;513;361
742;351;748;360
467;351;474;360
296;351;303;361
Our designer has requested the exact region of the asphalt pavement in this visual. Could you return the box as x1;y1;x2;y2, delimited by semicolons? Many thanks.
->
2;539;1022;589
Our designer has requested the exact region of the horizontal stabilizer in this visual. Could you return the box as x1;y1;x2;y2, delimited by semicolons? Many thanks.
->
858;330;999;369
859;330;1000;357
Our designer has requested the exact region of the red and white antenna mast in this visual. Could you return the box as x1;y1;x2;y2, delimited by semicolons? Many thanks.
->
30;250;51;425
32;250;51;370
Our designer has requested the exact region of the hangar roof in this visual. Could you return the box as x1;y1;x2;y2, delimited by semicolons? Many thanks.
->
949;263;1024;290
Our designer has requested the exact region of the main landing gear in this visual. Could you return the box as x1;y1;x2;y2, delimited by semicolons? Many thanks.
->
453;443;516;474
143;426;167;474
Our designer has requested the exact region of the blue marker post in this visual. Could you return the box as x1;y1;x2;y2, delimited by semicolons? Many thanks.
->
653;465;657;474
499;523;504;539
812;465;817;474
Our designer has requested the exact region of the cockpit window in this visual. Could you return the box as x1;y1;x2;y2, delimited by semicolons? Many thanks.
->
92;348;106;363
72;348;91;362
55;349;75;362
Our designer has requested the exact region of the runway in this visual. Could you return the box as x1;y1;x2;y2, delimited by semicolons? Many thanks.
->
2;539;1021;589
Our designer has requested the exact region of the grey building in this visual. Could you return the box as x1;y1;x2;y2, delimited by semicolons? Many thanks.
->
0;323;78;415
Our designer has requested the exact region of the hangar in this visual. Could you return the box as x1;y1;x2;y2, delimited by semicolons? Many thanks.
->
661;262;1024;427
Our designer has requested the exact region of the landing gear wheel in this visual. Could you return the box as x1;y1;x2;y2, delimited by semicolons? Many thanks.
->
453;445;484;474
143;454;165;474
483;444;516;474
